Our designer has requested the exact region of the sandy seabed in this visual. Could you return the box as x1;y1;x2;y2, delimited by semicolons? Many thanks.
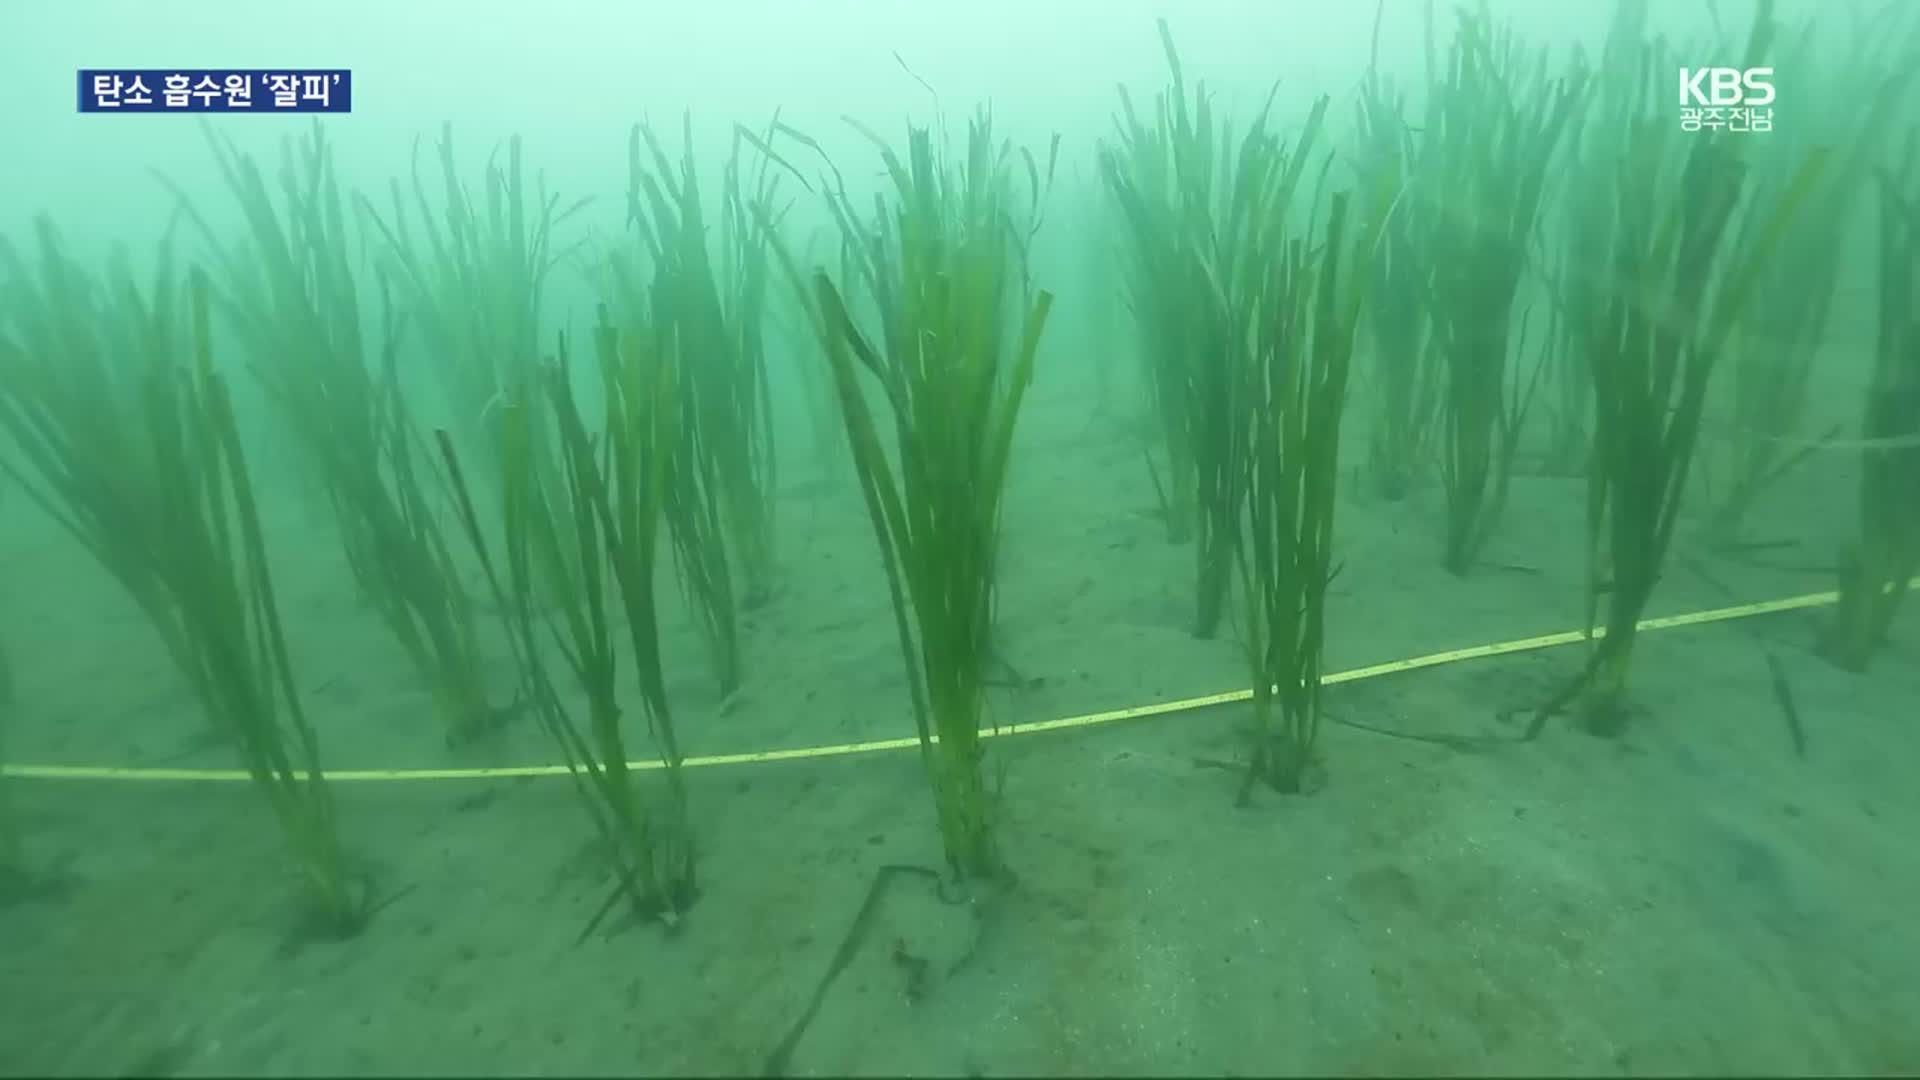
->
2;382;1917;1077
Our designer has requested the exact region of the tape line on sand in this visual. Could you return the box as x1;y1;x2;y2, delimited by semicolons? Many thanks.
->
0;584;1890;784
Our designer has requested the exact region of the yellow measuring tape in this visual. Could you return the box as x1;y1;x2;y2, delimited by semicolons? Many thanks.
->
0;584;1882;785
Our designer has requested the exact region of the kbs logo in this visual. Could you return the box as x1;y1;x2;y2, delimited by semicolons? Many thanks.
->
1679;67;1775;106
